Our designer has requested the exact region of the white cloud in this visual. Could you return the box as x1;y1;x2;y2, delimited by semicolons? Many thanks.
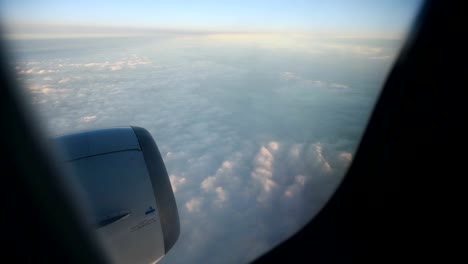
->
284;175;306;198
279;71;350;90
201;176;217;191
185;197;202;213
127;61;151;67
279;71;300;81
17;67;59;75
83;63;100;67
251;145;277;204
58;78;71;84
257;147;273;170
169;174;187;193
221;161;233;169
215;186;228;204
320;43;386;57
41;87;53;94
370;55;391;60
199;159;238;207
81;115;97;123
289;144;302;159
27;85;58;95
268;141;279;152
352;46;383;56
18;68;35;74
110;65;123;71
315;143;332;173
284;188;294;198
80;59;151;71
14;35;383;264
253;168;272;178
211;160;236;177
296;175;306;185
338;152;352;162
27;84;42;91
304;80;327;87
330;83;349;89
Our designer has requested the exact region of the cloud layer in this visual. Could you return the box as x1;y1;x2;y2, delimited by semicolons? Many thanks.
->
11;35;397;263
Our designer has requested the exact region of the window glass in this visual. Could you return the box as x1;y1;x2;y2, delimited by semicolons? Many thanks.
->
1;1;423;263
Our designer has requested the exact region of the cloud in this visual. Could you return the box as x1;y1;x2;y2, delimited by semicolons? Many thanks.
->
284;175;306;198
215;186;227;204
41;87;52;94
199;158;238;207
330;83;349;89
58;78;71;84
169;175;187;193
315;143;332;173
279;71;300;81
201;158;238;193
338;152;353;162
17;68;36;74
185;197;203;213
80;59;151;71
201;176;217;191
350;46;383;56
304;80;327;87
370;55;391;60
110;65;123;71
289;144;302;159
279;71;350;90
12;35;394;264
81;115;97;123
221;160;233;169
251;145;277;204
318;43;389;58
268;141;279;152
127;61;151;67
16;67;59;75
83;63;100;67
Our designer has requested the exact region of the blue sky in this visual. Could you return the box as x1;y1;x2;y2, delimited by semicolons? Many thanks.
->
2;0;423;36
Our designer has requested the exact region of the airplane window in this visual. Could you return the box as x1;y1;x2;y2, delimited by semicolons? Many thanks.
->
1;0;423;263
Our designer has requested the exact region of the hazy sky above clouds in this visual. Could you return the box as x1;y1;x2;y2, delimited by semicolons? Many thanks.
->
2;0;423;37
3;1;423;263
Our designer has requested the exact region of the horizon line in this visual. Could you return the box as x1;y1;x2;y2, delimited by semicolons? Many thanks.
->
2;22;405;40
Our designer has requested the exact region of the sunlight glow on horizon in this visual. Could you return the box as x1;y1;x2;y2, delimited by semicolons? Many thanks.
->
3;22;410;41
2;0;424;39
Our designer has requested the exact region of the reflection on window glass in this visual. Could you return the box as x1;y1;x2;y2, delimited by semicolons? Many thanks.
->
1;0;422;263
